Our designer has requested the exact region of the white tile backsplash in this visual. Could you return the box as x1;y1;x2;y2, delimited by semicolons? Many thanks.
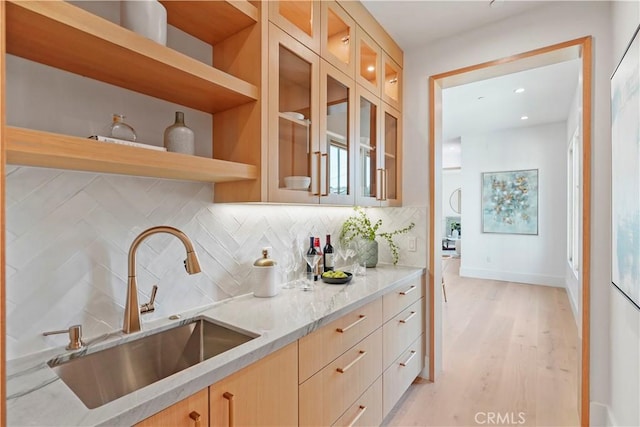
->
5;166;426;359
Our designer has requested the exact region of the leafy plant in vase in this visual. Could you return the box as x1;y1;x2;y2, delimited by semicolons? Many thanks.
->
339;207;415;267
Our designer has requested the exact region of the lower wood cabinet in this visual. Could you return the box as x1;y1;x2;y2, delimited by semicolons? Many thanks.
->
210;341;298;427
136;388;209;427
332;377;383;427
382;335;423;418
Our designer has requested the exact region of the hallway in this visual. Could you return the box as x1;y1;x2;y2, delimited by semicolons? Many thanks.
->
383;258;579;426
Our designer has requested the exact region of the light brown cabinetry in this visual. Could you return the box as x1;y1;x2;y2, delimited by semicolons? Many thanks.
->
4;0;261;185
135;388;209;427
332;378;383;427
355;27;382;96
269;0;321;54
210;341;298;427
321;1;356;78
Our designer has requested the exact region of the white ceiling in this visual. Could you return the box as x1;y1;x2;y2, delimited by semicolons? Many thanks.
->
361;0;580;168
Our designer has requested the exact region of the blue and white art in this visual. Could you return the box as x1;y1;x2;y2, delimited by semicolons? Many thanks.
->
481;169;538;235
611;24;640;309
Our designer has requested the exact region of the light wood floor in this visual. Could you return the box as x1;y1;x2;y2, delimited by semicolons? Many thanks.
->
383;257;579;427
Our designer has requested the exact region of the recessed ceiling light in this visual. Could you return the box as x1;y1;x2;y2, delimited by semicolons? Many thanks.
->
521;115;529;120
514;88;525;94
367;65;375;72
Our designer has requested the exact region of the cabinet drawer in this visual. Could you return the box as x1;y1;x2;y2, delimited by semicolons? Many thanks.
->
382;335;423;419
332;377;382;427
382;279;422;322
383;299;423;369
299;328;382;427
299;298;382;382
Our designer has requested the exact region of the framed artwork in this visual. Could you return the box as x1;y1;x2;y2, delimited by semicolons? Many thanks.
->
481;169;538;235
611;24;640;309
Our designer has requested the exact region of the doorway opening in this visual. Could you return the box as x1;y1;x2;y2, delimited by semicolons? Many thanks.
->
428;37;592;426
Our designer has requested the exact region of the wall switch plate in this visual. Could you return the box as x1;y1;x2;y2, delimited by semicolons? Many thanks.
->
408;237;417;252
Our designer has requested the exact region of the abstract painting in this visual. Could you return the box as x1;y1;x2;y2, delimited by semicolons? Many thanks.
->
482;169;538;235
611;24;640;309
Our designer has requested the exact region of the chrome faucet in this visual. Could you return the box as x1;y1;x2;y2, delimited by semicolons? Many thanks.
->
124;226;202;334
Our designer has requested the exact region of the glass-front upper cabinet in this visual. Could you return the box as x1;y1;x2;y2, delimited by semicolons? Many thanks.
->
382;54;402;111
320;61;355;205
270;0;321;53
355;86;381;206
356;26;382;97
321;1;355;78
381;103;402;206
268;24;320;203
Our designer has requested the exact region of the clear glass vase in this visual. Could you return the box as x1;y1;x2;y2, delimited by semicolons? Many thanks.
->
109;113;137;141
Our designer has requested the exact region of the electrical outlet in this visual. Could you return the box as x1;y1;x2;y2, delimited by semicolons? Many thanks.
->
408;237;417;252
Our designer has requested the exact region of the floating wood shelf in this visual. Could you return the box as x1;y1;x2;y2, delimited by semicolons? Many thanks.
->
5;0;258;114
5;127;258;183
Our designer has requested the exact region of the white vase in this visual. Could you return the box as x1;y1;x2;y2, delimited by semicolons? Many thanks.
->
120;0;167;46
164;112;195;155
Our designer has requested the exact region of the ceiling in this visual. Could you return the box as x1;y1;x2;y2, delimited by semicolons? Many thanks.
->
361;0;579;168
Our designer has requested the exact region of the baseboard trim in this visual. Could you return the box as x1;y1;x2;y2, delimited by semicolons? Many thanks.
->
459;267;565;287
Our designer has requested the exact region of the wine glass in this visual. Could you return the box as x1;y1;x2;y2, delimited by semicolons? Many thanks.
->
280;251;296;289
336;240;356;270
301;253;320;291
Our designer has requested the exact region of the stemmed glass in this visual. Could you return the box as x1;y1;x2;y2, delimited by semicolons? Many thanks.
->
336;240;356;271
301;253;321;291
280;251;297;289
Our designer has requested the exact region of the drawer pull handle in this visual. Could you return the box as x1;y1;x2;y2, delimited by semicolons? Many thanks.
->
337;315;366;333
400;350;417;367
399;311;417;324
189;411;201;427
337;350;366;373
223;392;235;427
347;405;368;427
399;285;416;296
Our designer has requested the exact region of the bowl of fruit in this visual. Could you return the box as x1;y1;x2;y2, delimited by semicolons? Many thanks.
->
321;270;353;284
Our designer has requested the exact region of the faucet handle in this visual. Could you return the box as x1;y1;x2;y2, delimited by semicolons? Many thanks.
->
43;324;84;350
140;285;158;314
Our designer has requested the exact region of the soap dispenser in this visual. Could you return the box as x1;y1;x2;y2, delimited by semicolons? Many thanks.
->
253;247;278;297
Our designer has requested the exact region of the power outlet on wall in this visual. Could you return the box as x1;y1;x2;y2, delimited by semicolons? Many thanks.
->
408;236;417;252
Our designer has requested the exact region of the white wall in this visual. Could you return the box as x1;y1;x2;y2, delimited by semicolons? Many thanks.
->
607;2;640;426
459;123;567;287
402;0;613;411
442;168;461;231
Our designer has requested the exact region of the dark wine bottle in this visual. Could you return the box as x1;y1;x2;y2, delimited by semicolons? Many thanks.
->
306;236;317;281
314;237;323;280
323;234;335;272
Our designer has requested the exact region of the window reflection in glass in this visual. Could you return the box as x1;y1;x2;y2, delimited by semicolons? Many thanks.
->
326;76;349;196
359;96;377;198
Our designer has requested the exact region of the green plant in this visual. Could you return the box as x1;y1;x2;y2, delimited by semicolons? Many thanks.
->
340;206;415;265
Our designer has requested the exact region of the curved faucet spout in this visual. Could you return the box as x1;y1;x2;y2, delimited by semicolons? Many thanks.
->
124;226;202;334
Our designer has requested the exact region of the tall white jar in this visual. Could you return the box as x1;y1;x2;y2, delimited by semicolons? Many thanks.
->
120;0;167;46
164;111;195;155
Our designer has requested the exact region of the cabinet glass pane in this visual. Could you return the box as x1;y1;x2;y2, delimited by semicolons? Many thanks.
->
359;40;378;87
326;9;351;66
279;45;312;190
384;61;399;103
360;96;377;198
279;1;313;37
326;76;349;196
384;112;398;200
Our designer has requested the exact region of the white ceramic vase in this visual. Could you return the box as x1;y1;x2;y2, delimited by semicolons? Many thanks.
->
164;112;195;155
120;0;167;46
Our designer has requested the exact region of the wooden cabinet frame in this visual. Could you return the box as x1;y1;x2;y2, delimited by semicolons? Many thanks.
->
320;1;356;78
269;0;321;54
355;26;382;97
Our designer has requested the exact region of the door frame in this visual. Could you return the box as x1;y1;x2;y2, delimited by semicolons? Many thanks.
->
427;36;592;426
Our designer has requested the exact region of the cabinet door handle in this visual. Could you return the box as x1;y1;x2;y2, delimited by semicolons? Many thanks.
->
399;311;417;324
337;350;366;373
336;315;366;333
313;151;322;196
347;405;367;427
321;152;329;196
382;169;388;201
223;392;235;427
189;411;201;427
399;350;417;367
399;285;416;296
375;168;384;201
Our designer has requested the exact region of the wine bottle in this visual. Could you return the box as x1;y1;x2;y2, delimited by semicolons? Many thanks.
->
306;236;317;282
323;234;335;272
314;237;323;280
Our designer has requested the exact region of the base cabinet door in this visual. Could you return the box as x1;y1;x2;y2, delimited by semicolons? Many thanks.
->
210;342;298;427
332;377;382;427
135;388;209;427
382;335;423;418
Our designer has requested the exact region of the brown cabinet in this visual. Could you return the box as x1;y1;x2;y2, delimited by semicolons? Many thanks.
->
135;389;209;427
321;1;356;78
269;0;321;54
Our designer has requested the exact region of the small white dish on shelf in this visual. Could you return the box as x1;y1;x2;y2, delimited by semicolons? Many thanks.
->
283;176;311;190
282;111;305;121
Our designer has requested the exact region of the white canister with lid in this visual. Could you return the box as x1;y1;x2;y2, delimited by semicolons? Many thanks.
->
253;247;278;297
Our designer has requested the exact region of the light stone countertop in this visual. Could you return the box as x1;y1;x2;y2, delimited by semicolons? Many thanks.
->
6;265;425;426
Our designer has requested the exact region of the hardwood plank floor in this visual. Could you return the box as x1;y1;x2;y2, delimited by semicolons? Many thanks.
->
383;257;579;426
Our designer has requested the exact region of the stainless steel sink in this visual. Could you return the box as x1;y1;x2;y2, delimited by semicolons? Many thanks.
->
47;318;258;409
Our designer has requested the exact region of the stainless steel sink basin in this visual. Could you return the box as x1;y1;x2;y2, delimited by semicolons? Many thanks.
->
47;318;258;409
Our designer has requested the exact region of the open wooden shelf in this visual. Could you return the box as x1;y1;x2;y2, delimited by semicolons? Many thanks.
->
161;1;258;46
5;127;258;183
5;0;258;114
